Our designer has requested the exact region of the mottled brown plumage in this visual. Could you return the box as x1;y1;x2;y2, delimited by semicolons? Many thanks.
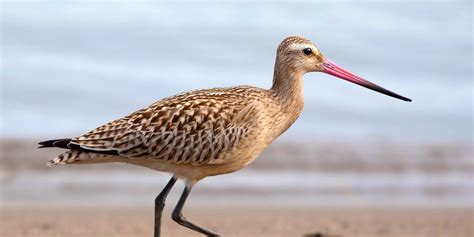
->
44;36;325;182
73;87;262;165
40;35;411;236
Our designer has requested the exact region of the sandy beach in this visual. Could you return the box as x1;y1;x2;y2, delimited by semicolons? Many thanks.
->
1;206;473;237
1;140;473;236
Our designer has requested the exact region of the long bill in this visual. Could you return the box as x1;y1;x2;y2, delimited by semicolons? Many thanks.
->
322;59;412;102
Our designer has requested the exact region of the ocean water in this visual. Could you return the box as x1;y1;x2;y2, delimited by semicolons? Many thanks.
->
1;1;472;143
1;140;472;207
2;169;472;207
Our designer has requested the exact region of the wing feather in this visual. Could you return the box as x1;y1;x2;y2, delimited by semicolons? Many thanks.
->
70;87;262;165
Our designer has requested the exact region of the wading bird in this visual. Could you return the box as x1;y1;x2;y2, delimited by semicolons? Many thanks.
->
39;36;411;236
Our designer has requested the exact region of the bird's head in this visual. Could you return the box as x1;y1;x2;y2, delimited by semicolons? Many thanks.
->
276;36;326;73
276;36;411;102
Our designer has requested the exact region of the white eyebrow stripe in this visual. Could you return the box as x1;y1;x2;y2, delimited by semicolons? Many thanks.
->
288;43;319;53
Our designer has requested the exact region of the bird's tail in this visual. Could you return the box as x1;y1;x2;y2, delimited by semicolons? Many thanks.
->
39;138;74;166
38;138;72;149
46;150;111;167
40;138;116;167
46;150;76;167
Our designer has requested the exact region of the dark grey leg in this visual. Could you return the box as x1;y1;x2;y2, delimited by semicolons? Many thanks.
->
172;185;220;237
154;176;178;237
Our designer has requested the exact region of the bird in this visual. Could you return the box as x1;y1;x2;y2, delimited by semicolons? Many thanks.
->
39;36;411;237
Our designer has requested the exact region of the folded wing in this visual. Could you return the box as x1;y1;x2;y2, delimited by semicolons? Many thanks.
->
70;88;259;165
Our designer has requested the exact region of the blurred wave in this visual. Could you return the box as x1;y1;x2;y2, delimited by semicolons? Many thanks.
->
1;139;472;207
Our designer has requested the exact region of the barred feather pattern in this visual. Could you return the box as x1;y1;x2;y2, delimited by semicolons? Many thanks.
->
63;86;266;166
45;36;322;172
46;150;109;167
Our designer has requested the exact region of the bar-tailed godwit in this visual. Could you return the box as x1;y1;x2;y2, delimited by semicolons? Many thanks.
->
40;36;411;236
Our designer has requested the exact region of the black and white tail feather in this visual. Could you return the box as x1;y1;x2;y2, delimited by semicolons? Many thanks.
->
39;138;115;167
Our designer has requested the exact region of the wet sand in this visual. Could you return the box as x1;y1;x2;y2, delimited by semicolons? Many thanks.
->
1;206;472;237
2;140;473;236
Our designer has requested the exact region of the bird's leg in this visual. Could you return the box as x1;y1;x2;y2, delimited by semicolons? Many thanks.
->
154;176;178;237
172;184;221;237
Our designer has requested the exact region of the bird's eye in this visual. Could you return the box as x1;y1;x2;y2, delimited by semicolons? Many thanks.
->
303;48;312;55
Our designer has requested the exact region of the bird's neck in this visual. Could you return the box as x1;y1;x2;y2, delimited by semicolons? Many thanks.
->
270;61;305;133
271;61;304;109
